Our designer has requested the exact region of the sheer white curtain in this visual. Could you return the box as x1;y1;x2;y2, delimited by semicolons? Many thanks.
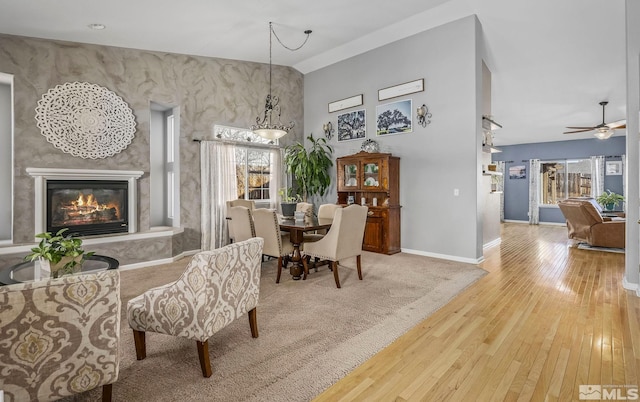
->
528;159;540;224
201;141;237;251
496;161;506;222
590;155;605;198
268;148;283;210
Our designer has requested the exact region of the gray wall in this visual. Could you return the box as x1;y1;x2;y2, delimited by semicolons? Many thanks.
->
304;16;484;261
492;136;626;223
0;81;11;240
0;34;303;259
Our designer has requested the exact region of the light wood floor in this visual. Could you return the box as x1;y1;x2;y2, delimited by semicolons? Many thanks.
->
314;222;640;401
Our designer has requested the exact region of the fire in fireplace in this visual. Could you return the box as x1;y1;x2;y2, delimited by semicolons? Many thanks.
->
47;180;129;236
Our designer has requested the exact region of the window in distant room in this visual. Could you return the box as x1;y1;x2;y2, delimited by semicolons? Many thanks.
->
214;125;279;205
539;159;592;206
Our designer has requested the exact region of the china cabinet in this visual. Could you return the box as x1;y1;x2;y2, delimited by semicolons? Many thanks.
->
336;151;400;254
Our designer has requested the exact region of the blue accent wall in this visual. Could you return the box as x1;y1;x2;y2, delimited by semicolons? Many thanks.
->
492;137;626;223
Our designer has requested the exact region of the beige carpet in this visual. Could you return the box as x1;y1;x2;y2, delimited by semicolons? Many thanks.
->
76;251;486;401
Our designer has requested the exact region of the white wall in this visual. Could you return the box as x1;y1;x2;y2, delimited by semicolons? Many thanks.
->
624;0;640;290
304;16;484;262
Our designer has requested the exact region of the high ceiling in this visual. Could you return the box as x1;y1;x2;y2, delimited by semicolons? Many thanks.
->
0;0;628;146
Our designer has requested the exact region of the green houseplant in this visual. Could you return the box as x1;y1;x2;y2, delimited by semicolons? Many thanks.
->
278;187;302;217
25;228;94;278
596;189;625;211
283;133;334;202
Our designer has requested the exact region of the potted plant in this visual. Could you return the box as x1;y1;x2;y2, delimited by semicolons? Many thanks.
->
24;228;94;278
596;189;625;211
278;187;301;217
283;133;334;202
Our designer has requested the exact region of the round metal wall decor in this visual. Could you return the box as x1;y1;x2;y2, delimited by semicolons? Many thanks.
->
35;82;136;159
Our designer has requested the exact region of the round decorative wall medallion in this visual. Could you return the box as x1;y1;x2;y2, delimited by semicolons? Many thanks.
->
35;82;136;159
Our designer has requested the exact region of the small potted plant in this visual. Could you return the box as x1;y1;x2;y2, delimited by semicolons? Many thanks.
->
278;187;301;217
596;189;625;211
24;228;94;278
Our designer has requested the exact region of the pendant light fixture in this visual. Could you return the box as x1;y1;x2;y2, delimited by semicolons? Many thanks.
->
251;22;312;140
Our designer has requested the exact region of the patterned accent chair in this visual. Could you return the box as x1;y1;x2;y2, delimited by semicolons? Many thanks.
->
302;205;368;288
127;237;264;378
252;208;295;283
0;270;121;402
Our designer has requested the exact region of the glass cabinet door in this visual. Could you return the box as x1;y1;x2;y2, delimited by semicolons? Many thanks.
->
362;161;380;188
343;163;358;188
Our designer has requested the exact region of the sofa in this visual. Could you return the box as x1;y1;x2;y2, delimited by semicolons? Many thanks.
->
557;198;625;248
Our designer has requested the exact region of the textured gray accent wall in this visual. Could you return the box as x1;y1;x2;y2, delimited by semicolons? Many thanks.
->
0;34;304;254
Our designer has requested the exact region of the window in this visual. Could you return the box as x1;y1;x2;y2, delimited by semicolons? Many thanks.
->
540;159;592;205
214;125;279;203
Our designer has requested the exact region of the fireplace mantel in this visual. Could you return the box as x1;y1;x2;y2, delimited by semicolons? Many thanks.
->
27;168;144;237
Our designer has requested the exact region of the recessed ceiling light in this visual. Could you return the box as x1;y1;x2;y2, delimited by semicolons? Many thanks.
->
88;23;106;30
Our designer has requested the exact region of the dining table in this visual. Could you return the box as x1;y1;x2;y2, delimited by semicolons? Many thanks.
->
278;215;332;280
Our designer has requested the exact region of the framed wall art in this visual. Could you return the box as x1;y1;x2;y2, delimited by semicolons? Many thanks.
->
328;94;364;113
337;109;366;141
378;79;424;101
509;165;526;179
606;161;622;176
376;99;412;136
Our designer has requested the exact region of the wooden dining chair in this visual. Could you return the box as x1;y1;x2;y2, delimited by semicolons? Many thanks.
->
302;204;368;288
253;208;295;283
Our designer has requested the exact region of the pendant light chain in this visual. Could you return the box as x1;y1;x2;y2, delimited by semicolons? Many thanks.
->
270;23;312;51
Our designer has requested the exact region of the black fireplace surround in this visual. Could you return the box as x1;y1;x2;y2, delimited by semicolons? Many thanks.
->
47;180;129;236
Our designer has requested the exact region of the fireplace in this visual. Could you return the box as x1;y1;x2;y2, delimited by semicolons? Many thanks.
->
47;180;128;236
27;168;144;238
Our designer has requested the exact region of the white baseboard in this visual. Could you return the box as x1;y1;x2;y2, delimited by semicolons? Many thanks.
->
503;219;566;226
401;248;483;264
622;275;639;295
483;237;501;250
118;249;200;271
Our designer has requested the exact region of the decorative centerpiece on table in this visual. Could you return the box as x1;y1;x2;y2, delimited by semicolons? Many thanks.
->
595;189;625;211
278;188;302;217
24;228;94;278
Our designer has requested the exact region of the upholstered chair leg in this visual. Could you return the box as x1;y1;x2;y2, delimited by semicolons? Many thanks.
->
102;383;113;402
248;307;259;338
276;256;283;283
197;340;212;378
357;254;363;280
332;261;341;288
132;330;146;360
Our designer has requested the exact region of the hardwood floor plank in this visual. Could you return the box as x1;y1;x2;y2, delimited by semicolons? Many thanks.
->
313;223;633;402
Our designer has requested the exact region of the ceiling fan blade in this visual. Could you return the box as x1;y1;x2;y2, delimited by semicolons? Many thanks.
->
566;126;597;130
563;129;594;134
607;119;626;129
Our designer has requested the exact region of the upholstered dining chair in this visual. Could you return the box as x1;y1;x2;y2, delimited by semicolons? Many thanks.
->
253;208;295;283
303;203;342;243
227;205;255;243
226;200;256;243
296;202;314;218
0;270;121;402
127;237;264;378
302;204;368;288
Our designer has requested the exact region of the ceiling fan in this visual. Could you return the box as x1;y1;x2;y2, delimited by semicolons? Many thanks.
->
564;101;626;139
